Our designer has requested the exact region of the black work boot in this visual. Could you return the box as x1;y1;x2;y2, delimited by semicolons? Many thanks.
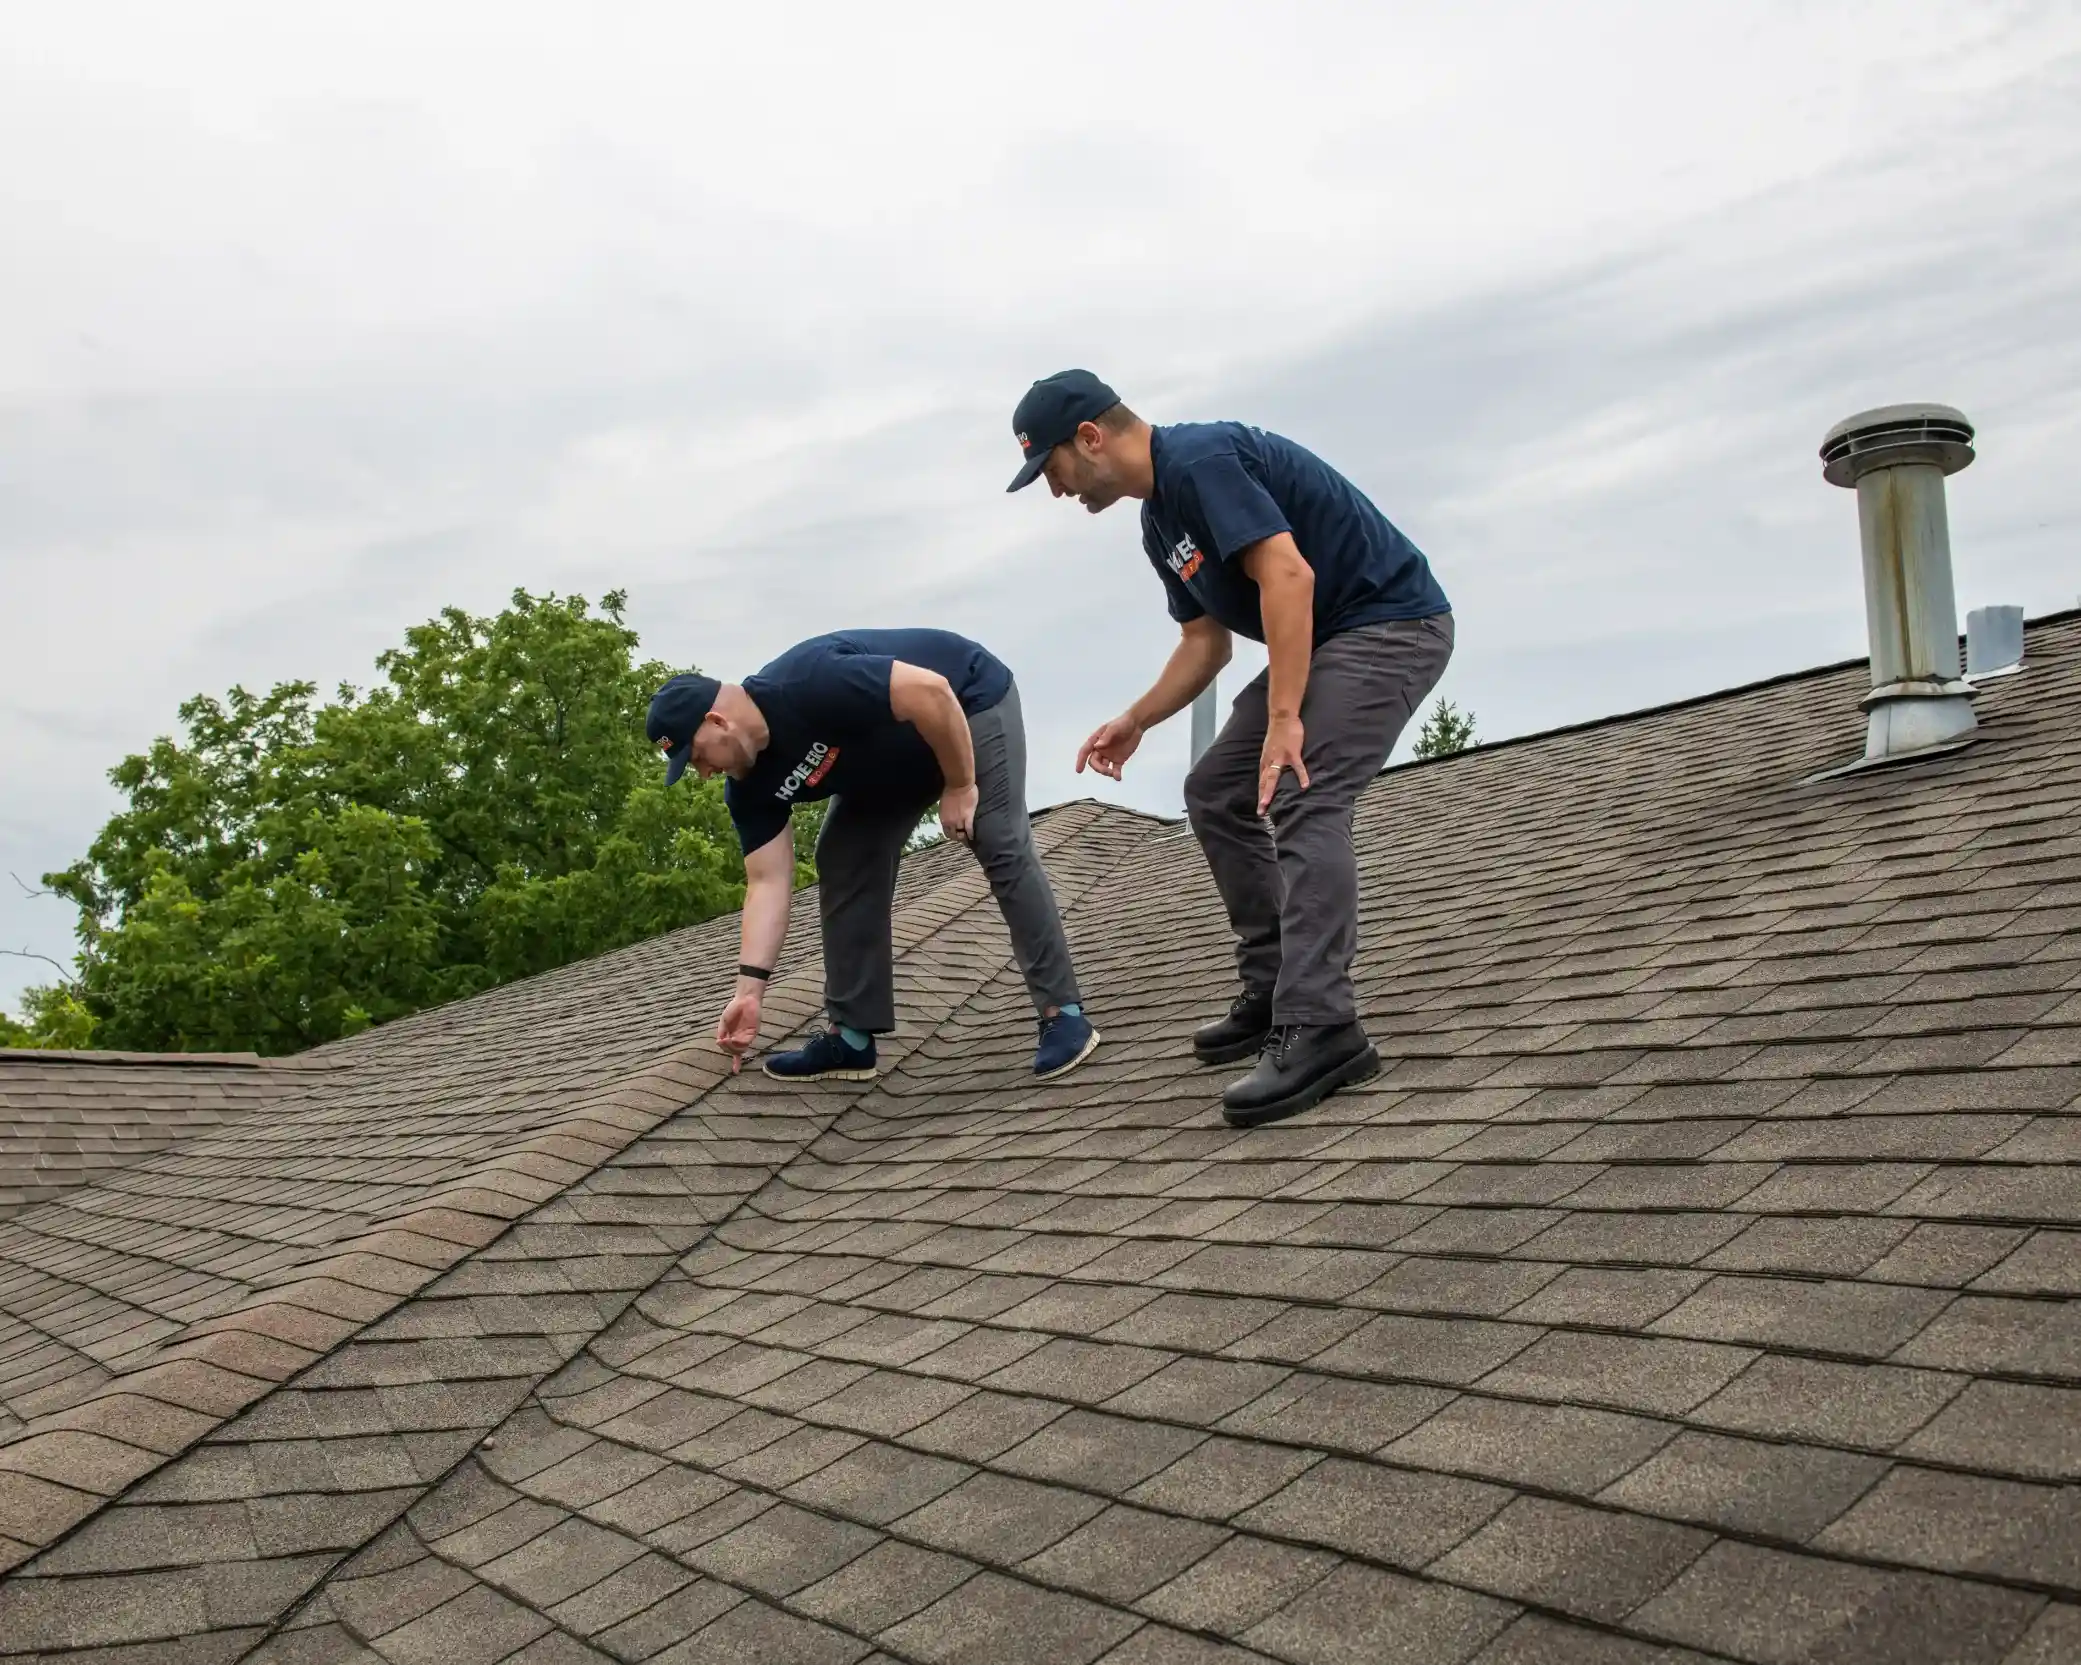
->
1193;988;1275;1066
1222;1022;1380;1128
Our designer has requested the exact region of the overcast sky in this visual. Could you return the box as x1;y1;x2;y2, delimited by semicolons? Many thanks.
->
4;1;2079;1010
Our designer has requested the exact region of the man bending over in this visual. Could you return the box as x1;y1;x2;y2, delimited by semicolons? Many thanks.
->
649;628;1098;1082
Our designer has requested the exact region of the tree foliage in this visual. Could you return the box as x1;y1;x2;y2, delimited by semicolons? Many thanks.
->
9;589;770;1055
0;983;98;1050
1412;696;1478;760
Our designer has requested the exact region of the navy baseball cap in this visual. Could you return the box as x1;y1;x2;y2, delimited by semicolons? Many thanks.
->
647;673;722;784
1007;369;1119;491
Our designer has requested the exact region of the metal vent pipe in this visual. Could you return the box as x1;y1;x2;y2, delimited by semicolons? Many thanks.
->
1190;678;1218;765
1819;402;1978;761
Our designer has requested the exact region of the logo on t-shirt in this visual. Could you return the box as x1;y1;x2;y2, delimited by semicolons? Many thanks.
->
1166;532;1204;584
777;741;840;802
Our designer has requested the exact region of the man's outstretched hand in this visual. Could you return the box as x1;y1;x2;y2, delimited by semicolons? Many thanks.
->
1077;713;1145;781
1258;713;1309;814
716;991;762;1074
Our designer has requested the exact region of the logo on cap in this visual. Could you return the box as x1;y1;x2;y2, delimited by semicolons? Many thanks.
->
1006;369;1118;492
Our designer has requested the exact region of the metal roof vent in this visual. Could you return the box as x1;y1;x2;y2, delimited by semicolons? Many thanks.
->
1819;402;1977;763
1190;679;1218;764
1966;605;2024;680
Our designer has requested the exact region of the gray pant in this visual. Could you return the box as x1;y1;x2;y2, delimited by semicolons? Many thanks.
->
1186;614;1454;1027
818;681;1081;1033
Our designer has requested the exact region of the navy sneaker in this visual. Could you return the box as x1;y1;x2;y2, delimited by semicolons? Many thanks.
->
1034;1010;1099;1080
763;1029;878;1082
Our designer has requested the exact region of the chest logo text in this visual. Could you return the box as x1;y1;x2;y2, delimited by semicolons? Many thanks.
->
777;741;840;801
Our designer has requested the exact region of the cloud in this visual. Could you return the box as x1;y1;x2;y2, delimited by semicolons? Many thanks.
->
3;1;2078;1006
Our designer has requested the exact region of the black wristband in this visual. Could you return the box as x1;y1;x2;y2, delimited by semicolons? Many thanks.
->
738;964;772;983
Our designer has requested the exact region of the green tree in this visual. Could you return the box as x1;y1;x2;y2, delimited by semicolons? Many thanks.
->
0;981;98;1049
1412;697;1478;759
908;809;945;854
33;589;752;1054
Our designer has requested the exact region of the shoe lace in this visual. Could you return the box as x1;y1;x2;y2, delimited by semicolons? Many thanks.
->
1230;989;1267;1018
1261;1023;1301;1061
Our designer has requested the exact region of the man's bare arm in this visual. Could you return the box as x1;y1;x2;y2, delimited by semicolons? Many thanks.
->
1076;617;1232;781
1240;532;1316;811
739;826;796;973
887;662;976;789
1130;616;1234;729
717;825;795;1069
1241;534;1314;724
889;661;980;842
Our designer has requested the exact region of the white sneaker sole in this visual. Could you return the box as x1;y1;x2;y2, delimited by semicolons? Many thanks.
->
761;1061;879;1082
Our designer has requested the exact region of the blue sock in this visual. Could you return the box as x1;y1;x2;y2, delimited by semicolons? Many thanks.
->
837;1025;872;1052
1059;1004;1082;1018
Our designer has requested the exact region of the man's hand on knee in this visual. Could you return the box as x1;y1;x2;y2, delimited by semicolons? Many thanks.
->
1258;713;1310;814
940;781;979;844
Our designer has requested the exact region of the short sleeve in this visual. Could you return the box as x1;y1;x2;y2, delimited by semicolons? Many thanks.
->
1180;451;1291;562
789;645;895;733
1143;516;1206;624
725;782;790;859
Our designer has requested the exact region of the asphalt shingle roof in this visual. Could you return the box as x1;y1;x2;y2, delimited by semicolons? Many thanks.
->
4;614;2081;1663
0;1051;306;1222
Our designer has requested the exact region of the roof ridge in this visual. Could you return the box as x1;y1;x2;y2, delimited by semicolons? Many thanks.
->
1383;603;2081;776
0;1049;272;1069
1032;796;1183;829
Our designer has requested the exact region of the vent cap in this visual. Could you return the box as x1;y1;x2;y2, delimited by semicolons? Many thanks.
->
1820;402;1974;487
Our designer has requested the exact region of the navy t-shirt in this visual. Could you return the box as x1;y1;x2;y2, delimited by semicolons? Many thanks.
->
725;629;1013;856
1141;422;1448;644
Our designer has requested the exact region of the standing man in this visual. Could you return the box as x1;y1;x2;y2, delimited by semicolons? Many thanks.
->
649;629;1098;1082
1009;370;1452;1128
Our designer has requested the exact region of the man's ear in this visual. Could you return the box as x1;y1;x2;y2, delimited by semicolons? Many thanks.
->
1075;419;1106;452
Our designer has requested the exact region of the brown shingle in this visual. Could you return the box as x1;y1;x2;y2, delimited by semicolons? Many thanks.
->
1236;1456;1510;1566
1431;1496;1712;1622
1242;1561;1516;1665
883;1569;1138;1665
1630;1539;2040;1664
